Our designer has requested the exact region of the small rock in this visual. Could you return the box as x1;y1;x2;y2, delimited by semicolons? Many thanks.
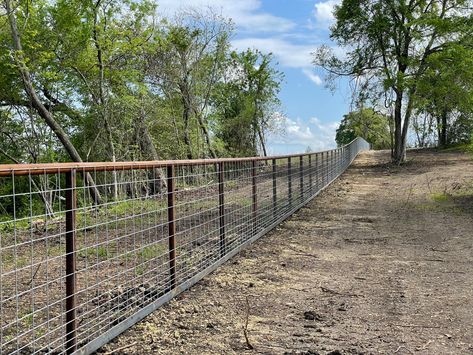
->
304;311;323;321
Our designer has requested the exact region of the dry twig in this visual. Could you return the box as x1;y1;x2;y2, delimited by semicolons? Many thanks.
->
243;296;254;350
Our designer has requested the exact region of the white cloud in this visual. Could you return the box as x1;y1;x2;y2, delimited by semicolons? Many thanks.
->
313;0;340;29
268;116;340;153
232;37;314;67
302;68;323;85
232;37;324;85
156;0;295;32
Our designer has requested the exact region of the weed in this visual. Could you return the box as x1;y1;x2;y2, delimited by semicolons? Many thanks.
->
431;192;449;202
79;243;115;260
140;244;166;262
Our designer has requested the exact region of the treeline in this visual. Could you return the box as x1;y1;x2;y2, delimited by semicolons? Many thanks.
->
0;0;283;168
315;0;473;162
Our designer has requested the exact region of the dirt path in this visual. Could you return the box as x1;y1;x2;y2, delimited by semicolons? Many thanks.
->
100;150;473;355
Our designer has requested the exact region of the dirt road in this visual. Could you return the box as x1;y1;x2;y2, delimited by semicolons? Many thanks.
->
100;149;473;355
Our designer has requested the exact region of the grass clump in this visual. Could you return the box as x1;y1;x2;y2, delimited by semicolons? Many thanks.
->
430;192;449;202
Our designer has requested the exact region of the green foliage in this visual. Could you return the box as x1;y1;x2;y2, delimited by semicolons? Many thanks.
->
0;2;286;220
212;49;283;157
335;108;391;150
315;0;473;163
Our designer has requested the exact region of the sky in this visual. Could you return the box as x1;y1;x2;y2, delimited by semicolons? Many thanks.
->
156;0;350;154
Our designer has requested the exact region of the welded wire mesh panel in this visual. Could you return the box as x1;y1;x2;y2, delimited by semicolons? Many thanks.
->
0;138;369;354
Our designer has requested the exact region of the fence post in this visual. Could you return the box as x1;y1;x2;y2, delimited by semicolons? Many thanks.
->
167;165;176;290
308;154;312;194
288;157;292;207
65;170;77;354
315;153;319;190
217;162;226;257
299;156;304;200
321;151;325;186
272;159;277;214
251;160;257;229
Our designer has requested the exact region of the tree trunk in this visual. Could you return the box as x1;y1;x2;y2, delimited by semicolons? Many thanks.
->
93;4;118;200
194;110;216;158
393;91;404;164
256;126;268;157
439;109;448;147
136;108;167;193
5;0;102;204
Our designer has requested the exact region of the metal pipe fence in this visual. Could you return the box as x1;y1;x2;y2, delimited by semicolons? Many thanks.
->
0;138;369;354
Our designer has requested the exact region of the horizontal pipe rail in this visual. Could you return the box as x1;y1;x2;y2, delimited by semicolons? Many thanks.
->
0;138;366;177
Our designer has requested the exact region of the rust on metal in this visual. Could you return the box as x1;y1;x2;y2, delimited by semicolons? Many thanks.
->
65;170;77;354
0;150;340;177
167;165;177;290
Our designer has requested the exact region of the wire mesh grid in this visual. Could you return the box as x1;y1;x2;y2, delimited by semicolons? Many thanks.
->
0;138;369;354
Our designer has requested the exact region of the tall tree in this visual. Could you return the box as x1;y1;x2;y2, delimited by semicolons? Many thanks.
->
3;0;102;203
147;10;232;159
213;49;283;157
414;40;473;147
314;0;473;163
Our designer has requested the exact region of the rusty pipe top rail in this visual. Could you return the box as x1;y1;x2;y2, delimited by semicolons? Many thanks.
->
0;138;366;177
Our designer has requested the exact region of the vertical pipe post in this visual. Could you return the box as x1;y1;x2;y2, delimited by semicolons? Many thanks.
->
65;170;77;354
288;157;292;206
217;162;226;257
330;150;334;180
272;159;277;214
322;152;327;187
308;154;313;194
299;156;304;200
315;153;319;191
167;165;176;291
251;160;257;228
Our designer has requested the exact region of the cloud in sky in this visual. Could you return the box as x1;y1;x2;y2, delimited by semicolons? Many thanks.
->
231;37;323;86
158;0;325;86
313;0;340;29
268;116;340;154
156;0;295;33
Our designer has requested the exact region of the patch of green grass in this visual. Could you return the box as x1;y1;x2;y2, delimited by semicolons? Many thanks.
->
441;143;473;153
140;244;166;261
431;192;449;202
79;243;115;260
0;218;31;233
225;181;238;189
1;254;29;269
20;309;34;327
106;199;166;216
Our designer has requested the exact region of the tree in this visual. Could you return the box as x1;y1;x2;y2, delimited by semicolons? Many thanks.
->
314;0;473;164
335;108;391;150
212;49;283;157
3;0;102;203
147;10;232;159
414;40;473;147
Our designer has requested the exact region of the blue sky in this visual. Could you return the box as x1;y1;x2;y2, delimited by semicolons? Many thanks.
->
157;0;350;154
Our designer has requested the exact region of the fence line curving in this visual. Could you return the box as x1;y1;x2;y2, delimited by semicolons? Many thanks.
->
0;137;369;354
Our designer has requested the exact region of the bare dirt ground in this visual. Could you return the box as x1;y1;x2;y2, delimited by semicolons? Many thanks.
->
100;149;473;355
